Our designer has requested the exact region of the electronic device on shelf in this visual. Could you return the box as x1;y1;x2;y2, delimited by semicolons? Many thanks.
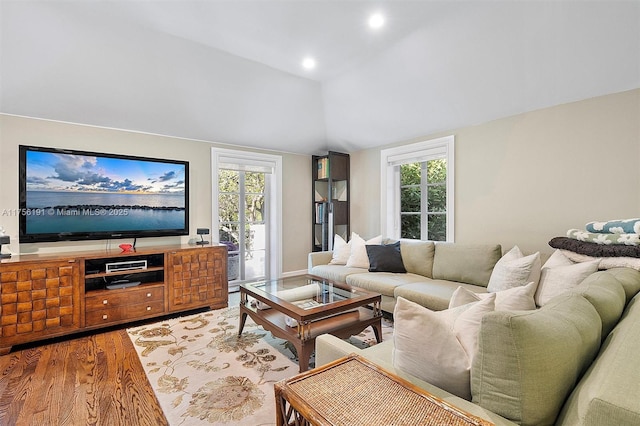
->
105;259;147;273
106;280;142;290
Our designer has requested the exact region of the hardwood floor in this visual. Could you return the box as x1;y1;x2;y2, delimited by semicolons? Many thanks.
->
0;329;168;426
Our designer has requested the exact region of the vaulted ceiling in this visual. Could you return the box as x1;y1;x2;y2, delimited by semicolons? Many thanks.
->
1;1;639;155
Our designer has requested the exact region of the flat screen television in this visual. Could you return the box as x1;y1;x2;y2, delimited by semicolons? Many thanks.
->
19;145;189;243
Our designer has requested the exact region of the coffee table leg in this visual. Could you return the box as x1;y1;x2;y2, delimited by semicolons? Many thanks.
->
372;320;383;343
238;311;248;336
298;342;315;373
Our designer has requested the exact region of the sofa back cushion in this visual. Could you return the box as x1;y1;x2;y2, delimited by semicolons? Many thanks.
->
571;271;626;339
471;293;602;426
432;243;502;287
397;239;435;278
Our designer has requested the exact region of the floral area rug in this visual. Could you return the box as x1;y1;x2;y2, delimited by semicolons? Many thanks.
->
126;297;393;426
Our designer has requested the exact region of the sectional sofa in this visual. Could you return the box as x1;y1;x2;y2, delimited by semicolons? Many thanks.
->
308;239;503;313
311;240;640;425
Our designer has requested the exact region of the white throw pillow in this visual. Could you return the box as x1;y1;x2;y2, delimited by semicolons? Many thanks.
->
392;295;495;400
328;234;351;265
345;233;382;269
487;246;541;292
534;250;600;307
543;249;575;268
449;282;537;311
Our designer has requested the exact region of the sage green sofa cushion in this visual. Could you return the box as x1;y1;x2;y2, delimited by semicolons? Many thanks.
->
394;280;487;311
571;271;626;338
309;264;367;283
432;243;502;287
345;272;427;297
398;239;435;278
471;293;602;426
556;293;640;426
603;267;640;303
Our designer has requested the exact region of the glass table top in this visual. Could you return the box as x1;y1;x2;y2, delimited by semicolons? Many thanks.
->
243;276;366;310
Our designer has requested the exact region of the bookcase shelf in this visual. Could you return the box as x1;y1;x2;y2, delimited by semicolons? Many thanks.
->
312;151;350;252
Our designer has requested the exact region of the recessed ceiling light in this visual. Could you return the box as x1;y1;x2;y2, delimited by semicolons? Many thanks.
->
368;13;385;29
302;57;316;70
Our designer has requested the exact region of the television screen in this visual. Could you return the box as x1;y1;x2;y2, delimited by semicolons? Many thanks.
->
19;145;189;243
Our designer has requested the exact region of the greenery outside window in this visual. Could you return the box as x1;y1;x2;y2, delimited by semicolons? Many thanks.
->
211;148;283;285
218;169;267;282
400;159;447;240
380;136;454;242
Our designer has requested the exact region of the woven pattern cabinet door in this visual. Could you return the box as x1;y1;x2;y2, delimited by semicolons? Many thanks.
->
0;259;80;353
167;247;227;312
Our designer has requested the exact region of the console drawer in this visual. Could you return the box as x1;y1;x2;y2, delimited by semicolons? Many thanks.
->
85;300;165;326
85;286;164;312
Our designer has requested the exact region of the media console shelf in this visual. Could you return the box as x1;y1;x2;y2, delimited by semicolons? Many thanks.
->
0;244;227;355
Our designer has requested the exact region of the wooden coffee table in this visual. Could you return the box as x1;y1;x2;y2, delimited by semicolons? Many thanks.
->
238;275;382;372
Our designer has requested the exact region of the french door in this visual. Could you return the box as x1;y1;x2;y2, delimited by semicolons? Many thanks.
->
218;169;268;283
211;147;282;288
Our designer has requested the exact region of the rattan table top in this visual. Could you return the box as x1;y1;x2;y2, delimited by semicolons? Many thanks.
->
276;354;494;426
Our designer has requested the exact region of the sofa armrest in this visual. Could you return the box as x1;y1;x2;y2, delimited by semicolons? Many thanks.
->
315;334;364;367
308;251;334;270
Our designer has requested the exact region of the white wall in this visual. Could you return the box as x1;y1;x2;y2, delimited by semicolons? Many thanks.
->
349;89;640;255
0;1;326;154
0;115;312;273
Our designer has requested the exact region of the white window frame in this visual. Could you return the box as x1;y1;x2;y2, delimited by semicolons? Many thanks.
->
380;135;455;241
211;147;282;279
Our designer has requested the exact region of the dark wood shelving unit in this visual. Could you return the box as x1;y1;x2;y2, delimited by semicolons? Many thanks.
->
312;151;350;252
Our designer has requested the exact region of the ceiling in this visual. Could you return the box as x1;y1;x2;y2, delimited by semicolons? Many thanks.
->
93;1;438;83
1;1;639;155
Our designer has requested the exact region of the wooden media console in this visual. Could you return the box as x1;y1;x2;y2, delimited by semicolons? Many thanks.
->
0;244;228;354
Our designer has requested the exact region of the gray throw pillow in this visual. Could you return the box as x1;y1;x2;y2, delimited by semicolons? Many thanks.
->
366;241;406;273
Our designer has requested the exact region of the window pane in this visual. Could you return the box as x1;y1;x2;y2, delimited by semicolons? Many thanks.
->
427;159;446;183
401;214;421;239
428;214;446;241
427;184;446;212
245;249;266;280
219;223;239;245
218;194;239;222
219;169;239;192
400;163;421;185
245;194;265;222
246;223;266;251
400;187;421;212
245;171;265;193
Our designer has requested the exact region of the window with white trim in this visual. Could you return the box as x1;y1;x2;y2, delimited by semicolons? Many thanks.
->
211;148;282;284
380;136;454;241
